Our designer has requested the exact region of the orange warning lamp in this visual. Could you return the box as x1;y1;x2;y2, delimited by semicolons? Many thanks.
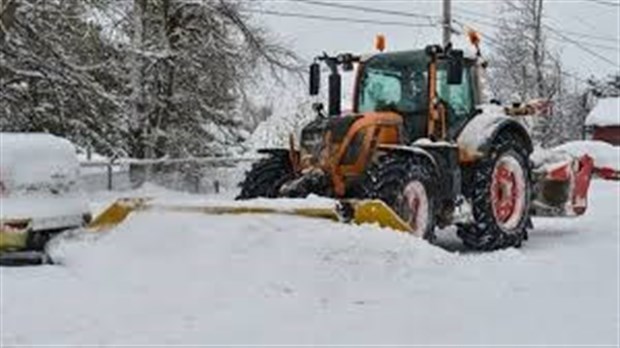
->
375;34;386;52
467;28;481;56
467;28;481;55
467;29;481;46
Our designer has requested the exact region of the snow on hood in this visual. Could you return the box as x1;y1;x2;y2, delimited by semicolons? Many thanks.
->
0;133;89;224
585;98;620;127
0;133;80;189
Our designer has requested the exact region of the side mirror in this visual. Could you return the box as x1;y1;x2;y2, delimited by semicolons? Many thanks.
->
447;50;463;85
309;62;320;96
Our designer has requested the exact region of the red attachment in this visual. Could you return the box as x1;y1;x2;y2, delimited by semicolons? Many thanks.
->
492;164;518;223
547;162;572;181
572;155;594;215
595;167;619;181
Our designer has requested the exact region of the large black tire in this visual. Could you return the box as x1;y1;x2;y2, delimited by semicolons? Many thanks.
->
457;132;531;250
236;153;295;199
362;155;437;242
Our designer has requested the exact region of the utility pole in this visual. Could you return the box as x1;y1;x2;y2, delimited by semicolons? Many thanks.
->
533;0;545;98
442;0;451;47
532;0;546;146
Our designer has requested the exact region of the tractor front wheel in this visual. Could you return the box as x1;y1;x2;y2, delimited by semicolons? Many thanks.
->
236;153;295;199
363;155;437;241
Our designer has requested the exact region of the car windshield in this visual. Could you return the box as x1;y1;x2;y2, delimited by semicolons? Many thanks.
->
357;51;473;122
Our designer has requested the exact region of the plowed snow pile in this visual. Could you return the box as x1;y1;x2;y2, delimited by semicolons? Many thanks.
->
2;181;618;345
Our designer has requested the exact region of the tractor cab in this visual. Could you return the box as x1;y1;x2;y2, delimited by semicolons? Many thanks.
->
309;45;481;143
355;49;478;141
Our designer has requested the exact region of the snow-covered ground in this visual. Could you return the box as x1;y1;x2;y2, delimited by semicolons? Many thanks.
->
1;181;618;345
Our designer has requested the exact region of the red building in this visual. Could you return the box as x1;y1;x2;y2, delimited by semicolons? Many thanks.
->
585;98;620;146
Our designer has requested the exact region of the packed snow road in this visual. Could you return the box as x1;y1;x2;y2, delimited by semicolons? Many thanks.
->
1;181;618;345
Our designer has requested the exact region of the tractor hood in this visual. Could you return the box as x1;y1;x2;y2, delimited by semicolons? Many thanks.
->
299;114;362;168
298;112;402;179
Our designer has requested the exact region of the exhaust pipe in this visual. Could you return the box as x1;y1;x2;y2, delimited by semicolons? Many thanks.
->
328;72;341;116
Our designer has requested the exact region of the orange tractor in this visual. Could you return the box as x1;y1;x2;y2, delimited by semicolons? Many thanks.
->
238;39;594;250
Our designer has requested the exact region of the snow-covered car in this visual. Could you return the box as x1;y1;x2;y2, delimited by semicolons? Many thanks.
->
0;133;90;254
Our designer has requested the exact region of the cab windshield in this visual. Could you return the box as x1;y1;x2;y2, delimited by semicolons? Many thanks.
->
356;51;474;124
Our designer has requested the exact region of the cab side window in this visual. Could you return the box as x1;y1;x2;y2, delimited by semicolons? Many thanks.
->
437;68;473;122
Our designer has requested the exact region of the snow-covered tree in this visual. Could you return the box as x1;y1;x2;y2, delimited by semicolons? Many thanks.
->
488;0;563;147
118;0;299;158
588;73;620;98
0;0;298;159
0;0;128;154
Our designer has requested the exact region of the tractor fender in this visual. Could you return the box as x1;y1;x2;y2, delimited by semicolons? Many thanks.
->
377;144;440;174
457;110;533;161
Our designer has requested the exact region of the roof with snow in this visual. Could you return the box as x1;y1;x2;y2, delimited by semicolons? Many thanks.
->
585;98;620;127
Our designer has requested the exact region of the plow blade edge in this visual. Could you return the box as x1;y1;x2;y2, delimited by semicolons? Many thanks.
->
88;198;412;234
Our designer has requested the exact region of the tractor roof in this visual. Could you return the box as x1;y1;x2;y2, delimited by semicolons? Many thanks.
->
362;49;427;65
362;49;476;66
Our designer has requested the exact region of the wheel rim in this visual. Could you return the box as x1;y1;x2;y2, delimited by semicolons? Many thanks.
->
401;181;429;237
491;154;526;231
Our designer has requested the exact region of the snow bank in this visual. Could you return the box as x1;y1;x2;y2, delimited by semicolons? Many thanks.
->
585;97;620;127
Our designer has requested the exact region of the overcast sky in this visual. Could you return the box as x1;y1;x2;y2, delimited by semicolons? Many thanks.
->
251;0;619;84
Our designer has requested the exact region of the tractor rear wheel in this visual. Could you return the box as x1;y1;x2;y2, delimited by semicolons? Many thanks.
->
363;155;437;241
236;153;295;199
458;132;531;250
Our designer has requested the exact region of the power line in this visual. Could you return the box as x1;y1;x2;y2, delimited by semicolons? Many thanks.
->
292;0;439;22
544;23;620;45
453;13;619;65
454;5;620;43
452;20;595;84
545;26;618;66
451;18;501;47
451;8;605;86
253;1;613;80
545;26;620;51
590;0;620;7
295;0;619;47
561;70;592;85
241;9;436;28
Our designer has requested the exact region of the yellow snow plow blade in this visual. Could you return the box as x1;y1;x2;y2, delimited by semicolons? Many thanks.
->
88;198;152;232
0;219;32;251
88;198;412;234
350;200;411;232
